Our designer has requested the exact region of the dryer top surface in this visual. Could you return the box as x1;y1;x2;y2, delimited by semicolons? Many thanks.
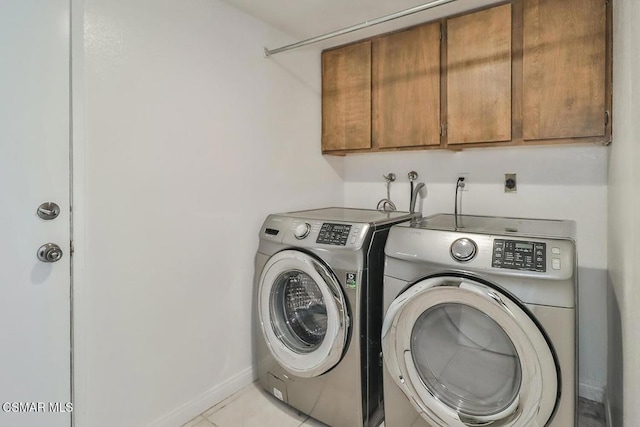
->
406;214;576;241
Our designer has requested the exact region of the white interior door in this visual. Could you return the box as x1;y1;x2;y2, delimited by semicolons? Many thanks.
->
0;1;72;426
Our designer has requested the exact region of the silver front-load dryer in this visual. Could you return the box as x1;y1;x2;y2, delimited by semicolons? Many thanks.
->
381;214;577;427
254;208;417;427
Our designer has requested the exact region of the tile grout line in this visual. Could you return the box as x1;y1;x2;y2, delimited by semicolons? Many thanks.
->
298;415;311;426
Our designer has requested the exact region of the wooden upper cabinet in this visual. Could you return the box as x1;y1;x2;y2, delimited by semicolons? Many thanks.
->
523;0;607;140
446;4;512;145
373;22;441;148
322;41;372;152
320;0;611;154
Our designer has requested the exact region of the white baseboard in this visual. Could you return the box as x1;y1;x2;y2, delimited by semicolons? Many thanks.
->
579;380;605;403
149;367;255;427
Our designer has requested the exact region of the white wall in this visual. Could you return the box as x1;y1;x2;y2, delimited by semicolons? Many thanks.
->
66;0;626;424
343;144;608;401
608;0;640;424
72;0;343;426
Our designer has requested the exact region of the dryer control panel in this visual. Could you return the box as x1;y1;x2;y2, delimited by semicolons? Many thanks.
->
492;239;546;272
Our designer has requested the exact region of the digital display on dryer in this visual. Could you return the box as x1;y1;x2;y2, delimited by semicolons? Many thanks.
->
316;223;352;246
515;242;533;250
492;239;546;272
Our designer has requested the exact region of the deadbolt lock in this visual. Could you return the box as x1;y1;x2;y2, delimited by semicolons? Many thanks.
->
37;202;61;220
37;243;63;263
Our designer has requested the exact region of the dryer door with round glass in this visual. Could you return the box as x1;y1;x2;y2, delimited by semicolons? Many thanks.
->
382;275;559;427
258;250;349;378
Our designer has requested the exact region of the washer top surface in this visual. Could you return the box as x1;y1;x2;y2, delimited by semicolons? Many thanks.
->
258;208;417;254
278;207;416;226
406;213;576;240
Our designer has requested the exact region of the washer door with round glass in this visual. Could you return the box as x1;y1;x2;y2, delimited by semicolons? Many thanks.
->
258;250;349;378
382;275;559;427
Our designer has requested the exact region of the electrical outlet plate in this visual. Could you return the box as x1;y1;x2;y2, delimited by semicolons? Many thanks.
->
457;173;469;191
505;173;517;192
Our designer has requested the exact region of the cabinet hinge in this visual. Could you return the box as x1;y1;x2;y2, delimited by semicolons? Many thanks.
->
70;240;74;256
440;123;447;137
605;110;610;126
440;28;446;42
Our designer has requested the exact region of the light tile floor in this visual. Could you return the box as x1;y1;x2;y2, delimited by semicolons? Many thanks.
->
181;383;327;427
182;383;605;427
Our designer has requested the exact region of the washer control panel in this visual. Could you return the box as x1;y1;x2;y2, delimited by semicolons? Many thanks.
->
316;223;352;246
492;239;546;272
261;215;372;249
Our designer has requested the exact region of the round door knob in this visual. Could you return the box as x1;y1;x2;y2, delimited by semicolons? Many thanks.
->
294;223;311;239
450;238;477;262
37;243;63;263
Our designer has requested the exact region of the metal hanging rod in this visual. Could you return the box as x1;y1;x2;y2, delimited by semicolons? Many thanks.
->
263;0;458;57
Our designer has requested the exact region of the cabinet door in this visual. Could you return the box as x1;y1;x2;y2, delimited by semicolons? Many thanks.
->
447;4;512;145
322;41;371;152
373;22;441;148
523;0;606;140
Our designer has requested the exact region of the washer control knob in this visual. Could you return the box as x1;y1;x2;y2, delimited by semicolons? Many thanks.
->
294;223;311;240
450;238;477;262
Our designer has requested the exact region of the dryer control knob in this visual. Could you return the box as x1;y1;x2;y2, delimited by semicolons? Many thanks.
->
294;223;311;239
450;238;477;262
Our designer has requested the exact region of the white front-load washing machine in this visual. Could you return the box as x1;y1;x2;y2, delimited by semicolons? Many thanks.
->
381;214;577;427
254;208;416;427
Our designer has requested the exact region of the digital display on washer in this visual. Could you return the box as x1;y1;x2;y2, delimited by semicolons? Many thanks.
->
316;223;352;246
492;239;546;272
